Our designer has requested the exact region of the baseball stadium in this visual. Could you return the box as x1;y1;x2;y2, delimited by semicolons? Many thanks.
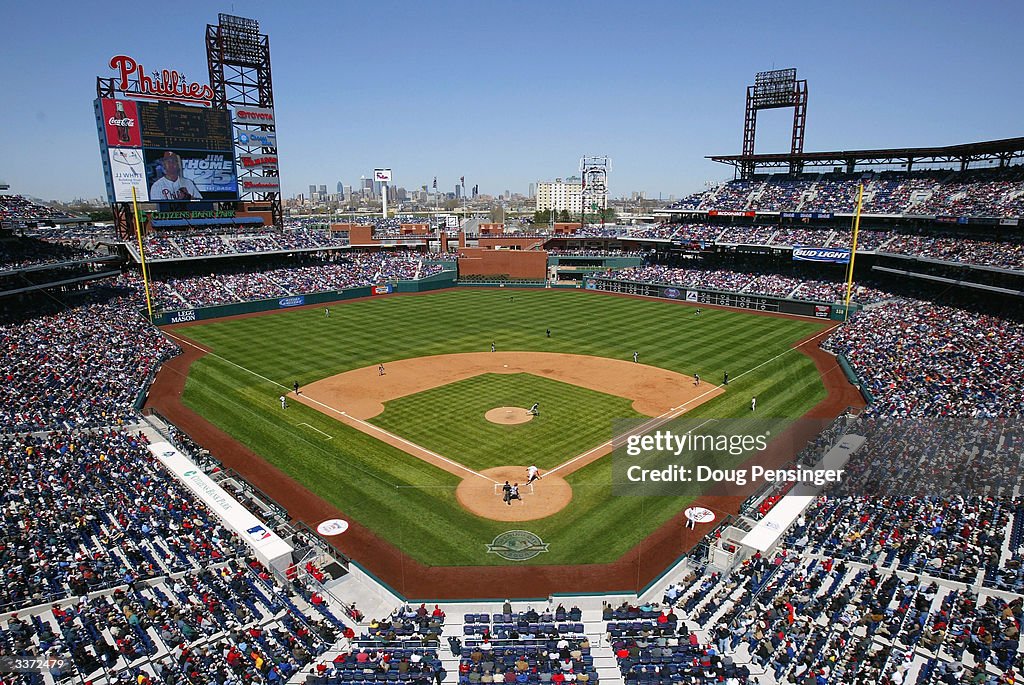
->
2;7;1023;685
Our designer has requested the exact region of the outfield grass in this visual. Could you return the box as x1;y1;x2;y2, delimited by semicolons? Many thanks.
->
370;373;645;471
178;288;829;566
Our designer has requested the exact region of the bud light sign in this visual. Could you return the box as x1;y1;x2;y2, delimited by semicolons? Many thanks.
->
793;247;851;264
279;296;305;308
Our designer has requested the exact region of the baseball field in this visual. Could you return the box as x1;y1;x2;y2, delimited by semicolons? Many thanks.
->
158;288;834;570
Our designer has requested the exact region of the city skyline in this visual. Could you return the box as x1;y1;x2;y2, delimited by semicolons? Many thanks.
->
2;1;1022;203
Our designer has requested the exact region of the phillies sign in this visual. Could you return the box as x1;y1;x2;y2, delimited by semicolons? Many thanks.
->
109;55;214;106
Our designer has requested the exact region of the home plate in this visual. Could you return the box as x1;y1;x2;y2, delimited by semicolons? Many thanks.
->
503;365;508;368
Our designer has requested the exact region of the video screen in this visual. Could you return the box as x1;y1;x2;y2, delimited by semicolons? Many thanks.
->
144;149;238;202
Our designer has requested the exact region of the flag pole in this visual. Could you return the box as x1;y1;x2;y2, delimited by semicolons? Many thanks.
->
132;186;155;322
843;183;864;322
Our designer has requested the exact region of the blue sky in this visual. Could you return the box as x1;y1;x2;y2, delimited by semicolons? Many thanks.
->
2;1;1021;202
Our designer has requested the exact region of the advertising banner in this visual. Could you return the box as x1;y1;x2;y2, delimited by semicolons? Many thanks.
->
708;210;756;217
240;176;281;193
372;284;394;295
239;155;279;169
107;148;149;202
233;106;276;125
374;168;393;183
279;296;305;308
100;98;142;147
236;129;277;147
792;247;851;264
781;212;834;219
145;149;238;202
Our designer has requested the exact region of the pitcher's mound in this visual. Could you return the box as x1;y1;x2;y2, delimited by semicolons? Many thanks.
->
457;466;572;521
485;407;534;425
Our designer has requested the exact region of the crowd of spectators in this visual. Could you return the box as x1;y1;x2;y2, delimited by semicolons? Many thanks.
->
0;194;82;223
0;428;352;682
142;227;351;260
645;545;1022;685
822;298;1024;417
0;235;97;271
144;252;446;309
664;167;1024;218
881;234;1024;270
0;288;179;432
591;264;896;304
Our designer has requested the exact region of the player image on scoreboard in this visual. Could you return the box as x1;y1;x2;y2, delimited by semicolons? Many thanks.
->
144;149;238;202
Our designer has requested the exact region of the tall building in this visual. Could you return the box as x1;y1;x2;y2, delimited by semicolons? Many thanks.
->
455;184;461;199
528;183;536;199
336;181;343;194
308;184;316;198
535;178;583;214
318;185;327;197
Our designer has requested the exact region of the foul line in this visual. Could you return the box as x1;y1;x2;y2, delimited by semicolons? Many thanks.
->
546;324;841;477
162;330;498;485
298;423;333;440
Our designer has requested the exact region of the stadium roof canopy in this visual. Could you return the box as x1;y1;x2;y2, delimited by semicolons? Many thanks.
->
708;137;1024;174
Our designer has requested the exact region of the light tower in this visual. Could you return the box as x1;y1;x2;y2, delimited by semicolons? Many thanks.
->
741;68;808;177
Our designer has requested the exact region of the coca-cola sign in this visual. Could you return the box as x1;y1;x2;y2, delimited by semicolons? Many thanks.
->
100;99;142;147
108;55;214;106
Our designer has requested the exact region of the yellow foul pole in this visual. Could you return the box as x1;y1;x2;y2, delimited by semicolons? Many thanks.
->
131;186;155;322
843;183;864;321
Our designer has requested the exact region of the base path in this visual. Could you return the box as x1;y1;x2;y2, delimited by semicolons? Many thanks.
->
296;351;719;420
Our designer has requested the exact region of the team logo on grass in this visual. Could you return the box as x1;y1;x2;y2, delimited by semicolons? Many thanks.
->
487;530;549;561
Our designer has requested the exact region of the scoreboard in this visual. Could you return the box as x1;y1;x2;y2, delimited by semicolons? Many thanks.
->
139;102;234;151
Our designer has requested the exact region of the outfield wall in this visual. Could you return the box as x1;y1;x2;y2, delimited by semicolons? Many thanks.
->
151;270;458;325
584;276;862;320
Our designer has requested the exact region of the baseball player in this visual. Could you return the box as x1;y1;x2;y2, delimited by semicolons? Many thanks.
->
528;402;539;416
378;363;386;376
526;465;540;485
751;396;757;412
633;351;639;363
491;341;496;353
694;374;700;386
279;395;287;410
293;381;300;395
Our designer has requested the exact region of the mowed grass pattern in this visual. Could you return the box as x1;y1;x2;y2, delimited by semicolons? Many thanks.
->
179;289;830;566
371;373;645;471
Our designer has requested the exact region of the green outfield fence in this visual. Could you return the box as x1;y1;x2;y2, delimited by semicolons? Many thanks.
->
151;270;458;325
